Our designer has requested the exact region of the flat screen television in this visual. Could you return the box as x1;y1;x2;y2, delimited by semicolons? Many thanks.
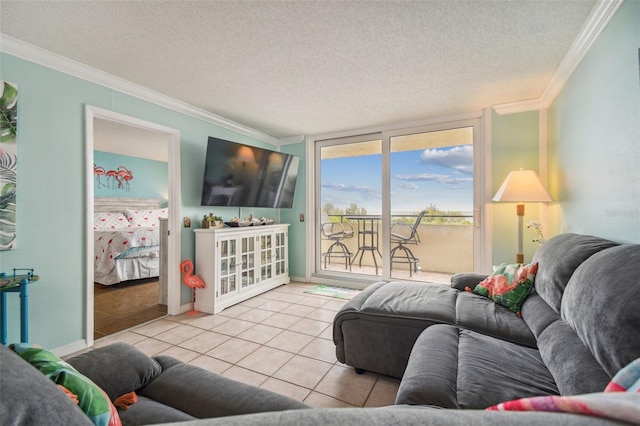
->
201;137;300;208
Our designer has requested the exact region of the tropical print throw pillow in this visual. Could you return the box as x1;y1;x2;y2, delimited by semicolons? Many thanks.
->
472;262;538;315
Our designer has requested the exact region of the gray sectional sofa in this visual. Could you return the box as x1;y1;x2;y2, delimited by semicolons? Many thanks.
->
334;233;640;409
0;338;630;425
1;233;638;425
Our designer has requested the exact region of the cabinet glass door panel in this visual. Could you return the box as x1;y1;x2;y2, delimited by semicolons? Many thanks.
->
274;231;287;277
240;235;256;289
260;233;273;281
219;236;237;298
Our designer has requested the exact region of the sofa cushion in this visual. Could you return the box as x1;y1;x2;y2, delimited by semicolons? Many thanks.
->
11;343;121;426
560;244;640;378
396;325;558;409
536;320;611;395
116;395;195;425
530;233;618;313
67;342;162;402
455;291;536;347
359;281;458;322
519;292;559;339
472;262;538;315
0;344;94;426
147;405;625;426
139;355;309;418
450;272;489;291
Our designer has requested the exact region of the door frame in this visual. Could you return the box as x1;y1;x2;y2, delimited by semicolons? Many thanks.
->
84;105;182;347
306;111;492;285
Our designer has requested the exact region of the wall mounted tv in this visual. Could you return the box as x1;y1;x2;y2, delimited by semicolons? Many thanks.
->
201;137;300;208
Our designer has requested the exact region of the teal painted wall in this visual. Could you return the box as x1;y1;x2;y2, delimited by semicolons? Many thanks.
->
94;151;168;202
491;110;542;264
279;142;306;279
547;0;640;242
0;53;281;349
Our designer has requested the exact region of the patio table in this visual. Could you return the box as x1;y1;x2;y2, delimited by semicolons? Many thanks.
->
345;215;382;275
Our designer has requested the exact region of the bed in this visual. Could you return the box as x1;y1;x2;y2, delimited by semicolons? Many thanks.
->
93;197;167;286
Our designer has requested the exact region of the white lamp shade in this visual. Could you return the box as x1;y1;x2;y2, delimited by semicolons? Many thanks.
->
493;170;552;202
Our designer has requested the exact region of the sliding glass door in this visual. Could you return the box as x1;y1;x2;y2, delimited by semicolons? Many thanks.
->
316;135;382;277
314;118;481;283
388;126;474;282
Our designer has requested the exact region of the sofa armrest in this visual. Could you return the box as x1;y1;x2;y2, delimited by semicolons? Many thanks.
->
67;342;162;401
140;355;309;418
450;273;488;291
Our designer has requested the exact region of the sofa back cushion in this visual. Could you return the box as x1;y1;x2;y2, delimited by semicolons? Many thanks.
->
0;345;93;425
560;244;640;378
67;342;162;401
530;233;618;313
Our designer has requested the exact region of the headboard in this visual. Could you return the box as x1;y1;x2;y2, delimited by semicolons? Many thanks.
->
94;197;162;213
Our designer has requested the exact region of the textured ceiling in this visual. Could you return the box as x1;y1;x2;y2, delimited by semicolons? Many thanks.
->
0;0;596;138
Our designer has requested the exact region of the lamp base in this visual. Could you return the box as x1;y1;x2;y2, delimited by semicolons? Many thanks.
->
516;203;525;264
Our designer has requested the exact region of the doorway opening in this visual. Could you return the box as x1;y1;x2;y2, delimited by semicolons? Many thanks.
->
85;105;182;347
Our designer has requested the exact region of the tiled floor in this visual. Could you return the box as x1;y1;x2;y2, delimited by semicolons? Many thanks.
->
89;282;400;408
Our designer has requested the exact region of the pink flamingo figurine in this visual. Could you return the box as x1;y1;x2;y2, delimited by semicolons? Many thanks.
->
180;260;206;316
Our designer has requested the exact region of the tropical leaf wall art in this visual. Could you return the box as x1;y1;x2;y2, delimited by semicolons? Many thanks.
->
0;80;18;250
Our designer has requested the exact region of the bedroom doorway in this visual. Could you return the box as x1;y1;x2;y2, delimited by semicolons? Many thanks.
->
85;105;182;347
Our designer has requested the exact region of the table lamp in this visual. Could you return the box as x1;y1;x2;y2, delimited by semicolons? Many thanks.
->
493;169;552;263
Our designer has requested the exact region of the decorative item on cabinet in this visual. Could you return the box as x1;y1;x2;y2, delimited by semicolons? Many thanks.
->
202;213;223;229
179;259;206;316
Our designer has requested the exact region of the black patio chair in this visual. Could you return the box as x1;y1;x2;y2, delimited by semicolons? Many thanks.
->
390;210;426;276
321;212;354;270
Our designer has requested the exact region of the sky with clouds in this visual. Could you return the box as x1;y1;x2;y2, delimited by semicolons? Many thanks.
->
321;145;473;214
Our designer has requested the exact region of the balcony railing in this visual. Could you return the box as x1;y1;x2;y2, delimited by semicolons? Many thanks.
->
321;214;473;277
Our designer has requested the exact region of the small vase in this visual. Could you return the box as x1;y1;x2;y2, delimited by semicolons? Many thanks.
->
202;220;210;229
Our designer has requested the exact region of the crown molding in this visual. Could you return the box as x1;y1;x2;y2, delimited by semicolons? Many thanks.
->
0;34;278;145
277;135;306;146
493;0;623;115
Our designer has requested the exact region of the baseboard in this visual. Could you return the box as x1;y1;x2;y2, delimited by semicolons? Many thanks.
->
52;339;89;357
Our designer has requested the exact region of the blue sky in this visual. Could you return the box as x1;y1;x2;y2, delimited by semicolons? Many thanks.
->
321;145;473;214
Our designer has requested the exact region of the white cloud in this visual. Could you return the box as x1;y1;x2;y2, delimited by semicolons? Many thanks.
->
419;145;473;174
393;173;472;186
322;182;381;197
398;183;419;190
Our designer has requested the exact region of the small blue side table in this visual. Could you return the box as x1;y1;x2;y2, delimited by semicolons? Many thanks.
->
0;269;39;345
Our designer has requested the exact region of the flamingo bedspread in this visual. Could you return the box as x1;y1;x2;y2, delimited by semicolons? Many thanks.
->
94;227;160;277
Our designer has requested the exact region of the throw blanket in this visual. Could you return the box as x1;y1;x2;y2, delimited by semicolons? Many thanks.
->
488;358;640;424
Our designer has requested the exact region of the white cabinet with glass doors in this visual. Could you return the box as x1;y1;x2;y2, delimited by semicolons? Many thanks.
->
194;224;290;314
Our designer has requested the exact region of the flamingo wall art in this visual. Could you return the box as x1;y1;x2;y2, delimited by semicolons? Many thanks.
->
94;163;134;191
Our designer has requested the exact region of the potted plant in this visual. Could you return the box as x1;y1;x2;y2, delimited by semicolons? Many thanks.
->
203;213;224;229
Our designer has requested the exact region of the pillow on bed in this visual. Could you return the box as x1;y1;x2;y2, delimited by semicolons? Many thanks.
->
126;208;168;228
94;212;131;230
